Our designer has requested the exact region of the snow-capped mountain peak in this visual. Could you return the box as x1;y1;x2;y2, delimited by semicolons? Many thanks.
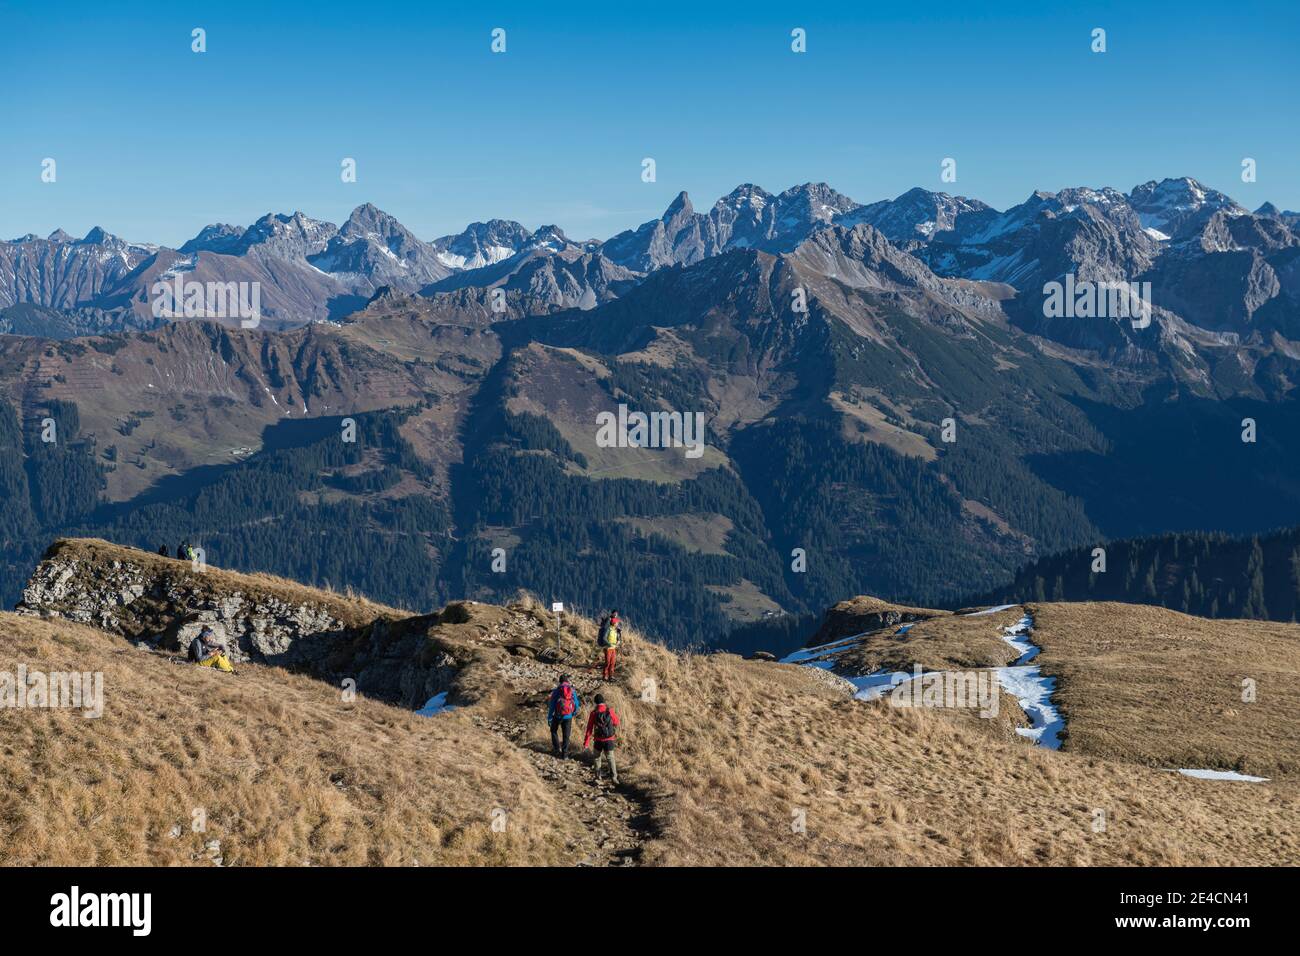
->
431;219;533;269
1127;177;1247;239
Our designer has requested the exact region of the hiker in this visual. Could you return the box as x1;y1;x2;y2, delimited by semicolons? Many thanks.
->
596;609;622;681
583;693;620;785
157;544;169;557
546;673;581;759
189;626;234;673
187;625;214;662
178;540;192;562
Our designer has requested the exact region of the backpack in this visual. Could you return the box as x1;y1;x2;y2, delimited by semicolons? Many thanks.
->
555;683;576;718
594;707;616;740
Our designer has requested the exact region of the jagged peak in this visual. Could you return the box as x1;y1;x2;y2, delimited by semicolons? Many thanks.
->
344;202;401;230
80;226;116;244
716;183;774;209
1128;176;1241;209
663;190;693;218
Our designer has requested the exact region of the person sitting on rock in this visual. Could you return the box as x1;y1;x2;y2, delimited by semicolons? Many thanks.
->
190;626;235;674
546;673;581;759
157;544;170;557
188;626;214;662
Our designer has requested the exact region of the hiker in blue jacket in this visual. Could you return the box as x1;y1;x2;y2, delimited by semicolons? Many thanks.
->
546;674;582;759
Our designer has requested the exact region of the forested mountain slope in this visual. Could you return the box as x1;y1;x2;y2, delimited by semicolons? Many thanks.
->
977;526;1300;622
5;203;1300;650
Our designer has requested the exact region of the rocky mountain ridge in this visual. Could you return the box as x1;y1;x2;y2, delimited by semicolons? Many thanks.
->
7;177;1297;345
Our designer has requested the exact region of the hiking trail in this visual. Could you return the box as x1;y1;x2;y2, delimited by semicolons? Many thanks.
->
470;654;658;866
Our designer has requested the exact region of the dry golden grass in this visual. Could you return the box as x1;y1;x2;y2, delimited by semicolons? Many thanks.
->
0;614;583;866
830;595;949;617
837;605;1023;674
4;562;1298;867
1027;602;1300;779
809;594;951;652
606;636;1299;866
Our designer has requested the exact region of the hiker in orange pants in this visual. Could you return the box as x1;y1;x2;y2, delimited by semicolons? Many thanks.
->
596;610;622;680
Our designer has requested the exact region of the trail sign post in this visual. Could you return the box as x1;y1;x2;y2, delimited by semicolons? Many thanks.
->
552;602;564;657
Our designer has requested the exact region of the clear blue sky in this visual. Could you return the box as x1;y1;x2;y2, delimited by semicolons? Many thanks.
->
1;0;1296;247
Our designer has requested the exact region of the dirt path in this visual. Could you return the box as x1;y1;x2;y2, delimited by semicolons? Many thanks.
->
473;663;658;866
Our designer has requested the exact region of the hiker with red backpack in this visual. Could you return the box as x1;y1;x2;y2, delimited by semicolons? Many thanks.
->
596;610;622;681
583;693;621;785
546;674;582;759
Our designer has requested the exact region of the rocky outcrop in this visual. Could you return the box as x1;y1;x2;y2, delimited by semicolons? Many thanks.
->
13;538;568;711
18;540;358;664
14;539;464;706
808;595;947;648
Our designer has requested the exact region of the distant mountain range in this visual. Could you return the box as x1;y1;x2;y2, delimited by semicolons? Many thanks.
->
3;176;1300;647
5;177;1298;343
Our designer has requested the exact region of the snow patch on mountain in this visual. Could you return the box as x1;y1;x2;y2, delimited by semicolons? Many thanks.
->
992;614;1064;749
1172;768;1268;783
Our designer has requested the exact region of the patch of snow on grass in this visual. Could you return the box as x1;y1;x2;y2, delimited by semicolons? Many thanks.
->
1000;615;1040;664
965;603;1016;617
416;692;456;716
993;614;1063;749
1173;769;1268;783
995;664;1063;748
780;631;870;665
849;669;920;701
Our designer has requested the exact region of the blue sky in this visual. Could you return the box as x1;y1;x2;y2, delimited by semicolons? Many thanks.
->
1;0;1296;247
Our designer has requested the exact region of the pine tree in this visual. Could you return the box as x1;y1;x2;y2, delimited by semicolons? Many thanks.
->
1242;539;1268;619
